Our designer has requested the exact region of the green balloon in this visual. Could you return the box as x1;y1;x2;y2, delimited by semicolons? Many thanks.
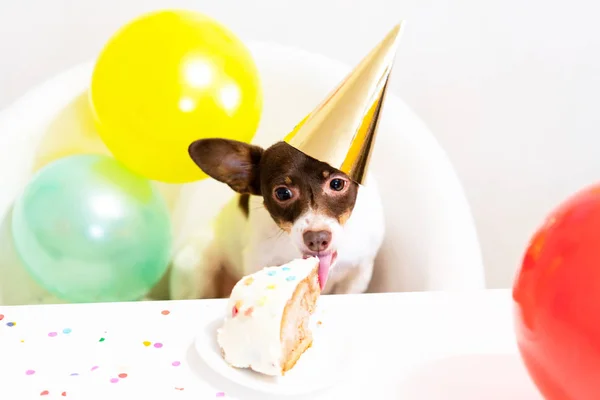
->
11;154;172;303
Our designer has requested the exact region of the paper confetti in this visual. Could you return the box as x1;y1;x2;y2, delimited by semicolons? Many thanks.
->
3;306;239;398
267;284;276;290
286;276;296;281
267;270;276;276
282;266;290;271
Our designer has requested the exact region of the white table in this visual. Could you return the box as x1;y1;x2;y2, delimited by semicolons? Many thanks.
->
0;289;542;399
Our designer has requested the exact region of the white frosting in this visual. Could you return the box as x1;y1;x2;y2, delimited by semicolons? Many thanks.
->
216;257;319;376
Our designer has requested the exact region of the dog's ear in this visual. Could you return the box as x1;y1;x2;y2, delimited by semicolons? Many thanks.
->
188;139;263;195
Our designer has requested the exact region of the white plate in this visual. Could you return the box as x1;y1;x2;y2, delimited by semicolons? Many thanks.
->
193;308;355;396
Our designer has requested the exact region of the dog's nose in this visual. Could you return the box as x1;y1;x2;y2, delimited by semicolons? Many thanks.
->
303;230;332;252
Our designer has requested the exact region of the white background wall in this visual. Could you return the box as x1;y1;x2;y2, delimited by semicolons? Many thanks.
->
1;0;598;288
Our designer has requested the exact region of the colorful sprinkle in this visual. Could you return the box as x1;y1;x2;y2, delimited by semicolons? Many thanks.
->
216;392;225;397
40;390;49;396
232;300;242;317
0;314;4;321
25;369;35;375
175;387;184;391
99;337;105;342
172;361;181;367
244;306;254;317
48;332;58;337
61;392;67;397
154;342;163;349
267;284;276;290
161;310;170;315
267;270;276;276
62;328;72;334
286;276;296;282
7;322;15;327
282;266;290;271
244;277;254;285
91;366;99;371
110;378;119;383
257;296;267;306
20;339;24;343
118;373;128;378
70;373;79;376
143;341;151;347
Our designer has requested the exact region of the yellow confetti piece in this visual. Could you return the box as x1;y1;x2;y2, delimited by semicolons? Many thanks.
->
267;284;276;290
244;277;254;285
235;300;243;310
143;341;151;347
257;296;267;306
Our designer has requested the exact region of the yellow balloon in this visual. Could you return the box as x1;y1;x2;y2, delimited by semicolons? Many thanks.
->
90;10;263;183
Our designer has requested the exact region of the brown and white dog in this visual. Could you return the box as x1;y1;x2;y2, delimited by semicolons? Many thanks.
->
169;138;385;299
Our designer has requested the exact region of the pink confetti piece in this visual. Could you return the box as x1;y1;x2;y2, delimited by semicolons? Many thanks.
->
172;361;181;367
0;314;4;321
25;369;35;375
91;366;99;371
40;390;49;396
216;392;225;397
110;378;119;383
48;332;57;337
153;342;163;348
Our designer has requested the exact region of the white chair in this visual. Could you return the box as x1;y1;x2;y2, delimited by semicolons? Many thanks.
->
0;41;485;305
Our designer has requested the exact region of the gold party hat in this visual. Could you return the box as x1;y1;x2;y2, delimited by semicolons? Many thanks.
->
284;22;405;184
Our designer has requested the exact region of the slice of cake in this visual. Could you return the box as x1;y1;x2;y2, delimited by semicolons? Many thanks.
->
216;257;321;376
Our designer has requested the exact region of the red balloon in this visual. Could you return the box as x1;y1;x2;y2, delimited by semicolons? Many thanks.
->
514;183;600;400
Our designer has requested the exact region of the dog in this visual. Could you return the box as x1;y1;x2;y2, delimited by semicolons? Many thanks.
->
168;137;385;300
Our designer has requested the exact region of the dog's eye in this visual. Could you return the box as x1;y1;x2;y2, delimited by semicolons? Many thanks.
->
329;179;345;191
274;187;293;201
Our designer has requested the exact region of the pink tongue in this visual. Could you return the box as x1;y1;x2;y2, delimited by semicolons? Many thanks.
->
317;253;334;291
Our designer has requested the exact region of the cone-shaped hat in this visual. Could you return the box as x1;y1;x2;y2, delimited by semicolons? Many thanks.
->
283;22;404;184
